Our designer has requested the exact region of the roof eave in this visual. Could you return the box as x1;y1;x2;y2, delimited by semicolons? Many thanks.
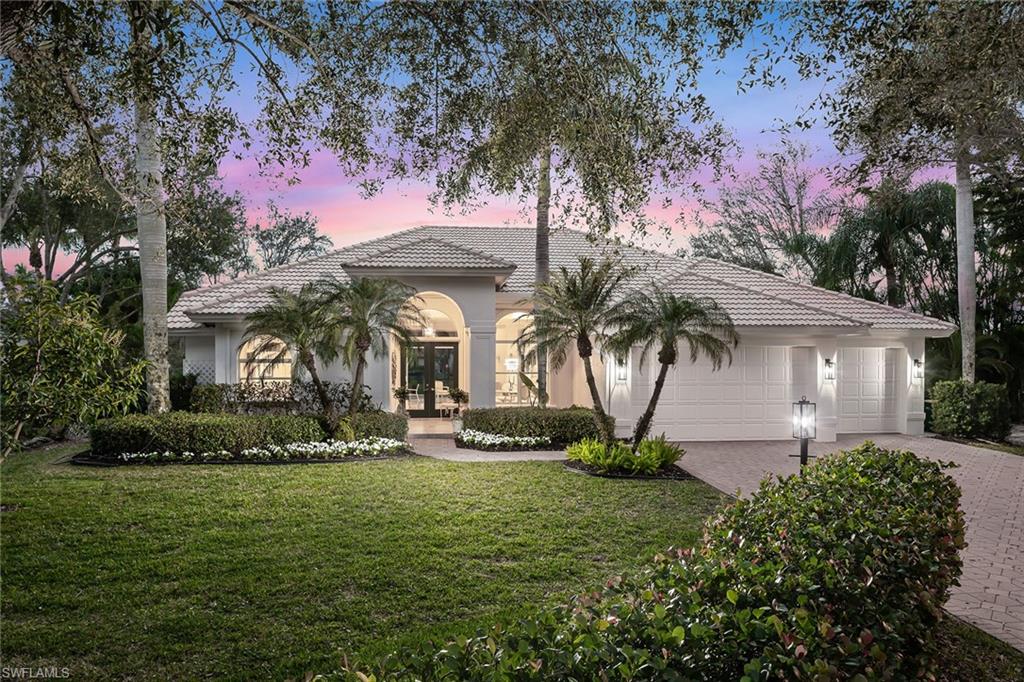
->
342;264;515;285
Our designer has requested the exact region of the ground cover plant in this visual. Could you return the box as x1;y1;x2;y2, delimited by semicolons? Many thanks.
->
454;429;552;451
0;446;724;679
352;442;966;680
566;434;683;475
109;437;408;464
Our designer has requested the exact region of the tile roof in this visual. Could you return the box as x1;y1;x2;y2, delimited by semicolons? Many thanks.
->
169;225;956;334
346;237;516;270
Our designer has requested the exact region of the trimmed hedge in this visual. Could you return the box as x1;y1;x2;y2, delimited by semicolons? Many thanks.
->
349;411;408;441
190;381;376;416
91;412;325;457
461;407;612;445
930;379;1012;440
346;442;963;681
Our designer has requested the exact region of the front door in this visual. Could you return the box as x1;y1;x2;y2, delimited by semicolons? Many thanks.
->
404;342;459;417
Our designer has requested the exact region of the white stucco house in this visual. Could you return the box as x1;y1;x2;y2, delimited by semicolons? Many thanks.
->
169;225;956;442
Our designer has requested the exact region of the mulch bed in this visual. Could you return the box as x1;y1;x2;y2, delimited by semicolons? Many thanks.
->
563;459;695;481
69;452;417;467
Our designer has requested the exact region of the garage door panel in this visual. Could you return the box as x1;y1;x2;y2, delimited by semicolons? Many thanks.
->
838;347;898;434
652;345;793;441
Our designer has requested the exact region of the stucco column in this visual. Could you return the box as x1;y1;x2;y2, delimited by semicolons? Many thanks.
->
214;326;230;384
813;337;838;442
902;338;926;435
468;326;496;408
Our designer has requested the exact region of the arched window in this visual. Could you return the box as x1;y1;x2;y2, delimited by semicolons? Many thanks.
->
238;336;292;383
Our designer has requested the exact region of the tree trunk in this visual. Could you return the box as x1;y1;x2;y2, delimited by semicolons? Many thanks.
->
955;154;977;383
131;9;170;413
348;349;367;416
578;336;614;444
534;138;552;406
884;264;898;307
302;351;335;426
633;357;672;449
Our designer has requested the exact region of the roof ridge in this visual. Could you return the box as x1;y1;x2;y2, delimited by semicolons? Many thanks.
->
348;234;517;268
658;260;866;327
689;257;957;329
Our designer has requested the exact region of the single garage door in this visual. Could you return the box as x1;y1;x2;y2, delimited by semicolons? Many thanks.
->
838;347;898;433
651;345;793;441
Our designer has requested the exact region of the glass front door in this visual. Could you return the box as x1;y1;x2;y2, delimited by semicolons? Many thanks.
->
403;342;459;417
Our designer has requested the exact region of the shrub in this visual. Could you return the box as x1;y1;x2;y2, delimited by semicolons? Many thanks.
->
169;373;199;411
566;435;683;475
348;411;408;441
189;381;376;416
112;437;408;464
348;442;963;681
930;379;1012;440
461;407;612;445
91;412;325;457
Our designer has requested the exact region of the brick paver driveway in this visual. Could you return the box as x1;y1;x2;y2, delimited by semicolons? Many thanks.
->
676;434;1024;651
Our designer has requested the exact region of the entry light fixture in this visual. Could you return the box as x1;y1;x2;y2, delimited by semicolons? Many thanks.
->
913;358;924;380
792;396;817;471
424;326;435;337
823;357;836;382
505;356;519;372
615;355;628;383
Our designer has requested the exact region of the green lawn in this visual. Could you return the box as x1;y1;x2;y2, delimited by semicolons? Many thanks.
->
3;446;1021;681
1;446;723;680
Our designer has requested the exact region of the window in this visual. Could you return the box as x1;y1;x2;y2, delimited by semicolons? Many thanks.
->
238;336;292;383
495;312;538;405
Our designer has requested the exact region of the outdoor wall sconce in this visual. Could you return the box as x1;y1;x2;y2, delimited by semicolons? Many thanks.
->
792;396;817;470
913;358;924;380
823;357;836;381
615;355;628;383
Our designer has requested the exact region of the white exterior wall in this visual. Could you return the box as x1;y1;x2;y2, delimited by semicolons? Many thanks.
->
182;334;216;383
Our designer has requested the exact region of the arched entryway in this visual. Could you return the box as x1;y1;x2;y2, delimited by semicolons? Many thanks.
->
393;292;467;417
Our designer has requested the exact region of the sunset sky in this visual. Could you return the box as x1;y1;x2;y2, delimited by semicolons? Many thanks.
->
7;38;935;274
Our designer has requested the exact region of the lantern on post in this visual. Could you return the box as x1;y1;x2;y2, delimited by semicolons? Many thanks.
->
792;396;816;470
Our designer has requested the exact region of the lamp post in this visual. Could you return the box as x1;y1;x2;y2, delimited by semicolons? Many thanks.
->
792;396;816;470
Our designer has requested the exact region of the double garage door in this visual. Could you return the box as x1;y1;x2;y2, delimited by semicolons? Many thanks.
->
650;345;898;441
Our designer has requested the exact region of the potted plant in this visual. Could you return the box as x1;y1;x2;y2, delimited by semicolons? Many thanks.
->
392;385;411;416
447;387;469;431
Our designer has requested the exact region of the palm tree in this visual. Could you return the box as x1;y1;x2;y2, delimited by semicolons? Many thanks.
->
320;277;421;416
610;291;739;449
243;284;340;424
520;257;633;443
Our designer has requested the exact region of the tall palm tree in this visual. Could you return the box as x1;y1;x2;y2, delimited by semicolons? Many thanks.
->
520;257;633;443
320;277;421;416
610;291;739;449
243;284;340;424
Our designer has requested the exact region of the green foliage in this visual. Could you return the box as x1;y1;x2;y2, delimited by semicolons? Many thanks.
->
189;381;376;416
462;407;610;445
567;435;683;475
349;412;408;442
355;442;964;681
931;379;1012;440
249;200;332;270
169;373;199;411
446;387;468;407
0;276;145;455
91;413;325;457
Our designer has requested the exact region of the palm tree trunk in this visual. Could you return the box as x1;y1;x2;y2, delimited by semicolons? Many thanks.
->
348;353;367;416
535;138;552;406
955;153;977;383
633;359;671;449
884;265;899;307
302;351;335;424
579;342;614;444
130;8;170;413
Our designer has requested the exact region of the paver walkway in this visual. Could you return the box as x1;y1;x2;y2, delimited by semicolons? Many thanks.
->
676;434;1024;651
411;436;566;462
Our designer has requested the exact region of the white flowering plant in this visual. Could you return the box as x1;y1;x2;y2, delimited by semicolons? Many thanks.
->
454;428;552;451
110;437;409;464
